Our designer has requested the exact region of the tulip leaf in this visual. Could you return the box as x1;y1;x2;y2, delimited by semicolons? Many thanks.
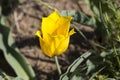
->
86;59;95;75
60;51;92;80
0;17;35;80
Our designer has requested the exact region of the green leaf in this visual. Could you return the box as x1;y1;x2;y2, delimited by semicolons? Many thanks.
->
60;51;92;80
0;18;35;80
86;60;95;75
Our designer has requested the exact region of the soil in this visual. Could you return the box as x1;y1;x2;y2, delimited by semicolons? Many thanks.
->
10;0;94;80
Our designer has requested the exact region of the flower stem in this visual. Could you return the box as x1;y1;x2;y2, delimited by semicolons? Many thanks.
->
54;56;62;75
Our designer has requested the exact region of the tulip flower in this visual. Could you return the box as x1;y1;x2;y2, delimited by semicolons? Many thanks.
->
35;11;75;57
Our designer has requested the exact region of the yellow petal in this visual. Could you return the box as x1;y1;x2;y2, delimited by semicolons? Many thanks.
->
69;28;76;36
53;16;72;36
54;36;70;56
41;17;57;36
40;34;69;57
41;11;72;37
40;36;55;57
35;30;41;38
52;35;65;49
41;11;60;36
48;11;60;22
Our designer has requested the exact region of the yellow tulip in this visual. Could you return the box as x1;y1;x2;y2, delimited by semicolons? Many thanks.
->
35;11;75;57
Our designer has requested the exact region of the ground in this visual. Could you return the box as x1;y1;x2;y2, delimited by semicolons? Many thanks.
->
10;0;94;80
